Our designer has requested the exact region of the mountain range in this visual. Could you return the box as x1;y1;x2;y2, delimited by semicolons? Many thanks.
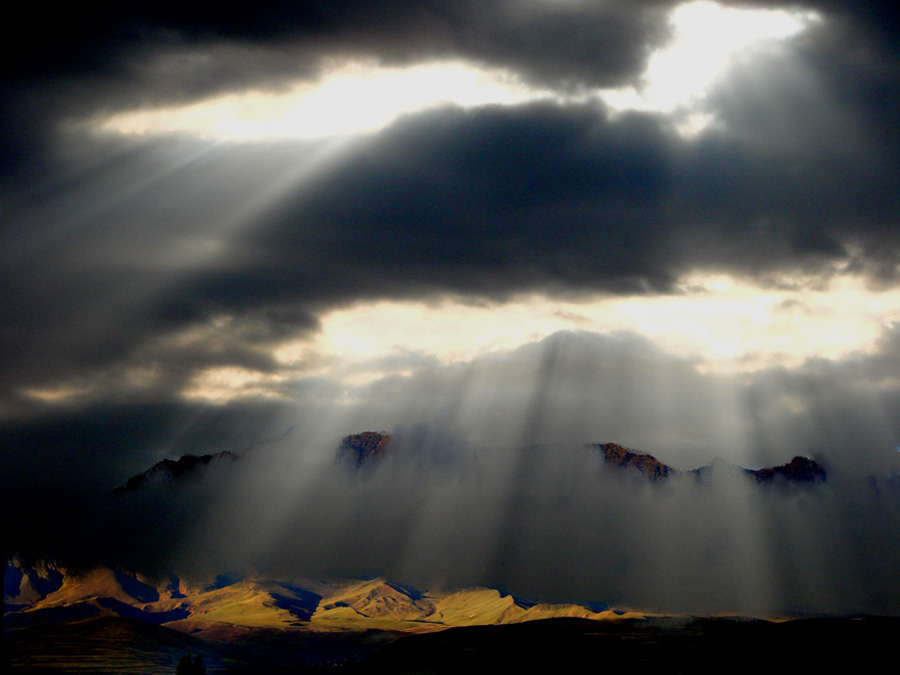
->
113;432;827;492
8;432;829;640
6;558;894;674
4;432;836;671
593;442;826;483
4;558;636;671
5;559;629;634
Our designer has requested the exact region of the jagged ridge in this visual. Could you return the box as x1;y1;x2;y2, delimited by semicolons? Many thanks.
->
592;442;826;484
114;433;825;493
112;451;236;493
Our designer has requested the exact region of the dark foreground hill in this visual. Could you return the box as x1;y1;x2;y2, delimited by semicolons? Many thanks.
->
6;614;895;673
352;615;895;674
4;616;227;674
4;615;399;673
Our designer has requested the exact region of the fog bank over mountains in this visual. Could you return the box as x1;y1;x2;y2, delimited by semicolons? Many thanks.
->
6;330;900;616
8;389;900;617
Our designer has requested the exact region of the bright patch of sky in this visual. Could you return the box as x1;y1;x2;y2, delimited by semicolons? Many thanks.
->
171;271;900;403
282;272;900;378
96;60;551;140
93;2;819;141
182;366;290;403
601;1;820;117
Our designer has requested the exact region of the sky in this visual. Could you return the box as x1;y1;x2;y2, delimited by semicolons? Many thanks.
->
4;0;900;614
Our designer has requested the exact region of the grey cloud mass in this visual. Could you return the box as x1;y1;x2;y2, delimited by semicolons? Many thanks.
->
4;0;900;614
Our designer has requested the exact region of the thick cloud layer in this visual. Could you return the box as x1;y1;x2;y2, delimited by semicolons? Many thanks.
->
1;0;673;183
2;93;896;411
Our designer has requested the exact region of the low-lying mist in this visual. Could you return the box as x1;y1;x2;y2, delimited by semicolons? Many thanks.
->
44;427;897;617
8;331;900;616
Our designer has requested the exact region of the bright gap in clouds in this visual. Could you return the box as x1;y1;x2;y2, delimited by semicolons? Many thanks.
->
272;274;900;385
182;272;900;403
93;2;819;141
602;0;819;118
96;60;553;141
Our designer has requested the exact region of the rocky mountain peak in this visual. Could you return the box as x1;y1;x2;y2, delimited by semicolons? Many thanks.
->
593;442;826;485
338;432;391;466
594;442;673;481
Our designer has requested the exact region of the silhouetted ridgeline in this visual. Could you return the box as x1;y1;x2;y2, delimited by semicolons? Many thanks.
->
111;451;236;493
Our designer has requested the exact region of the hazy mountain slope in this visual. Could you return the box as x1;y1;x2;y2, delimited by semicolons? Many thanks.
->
519;602;633;622
316;579;431;620
310;578;439;631
111;433;828;500
31;567;160;609
337;432;392;466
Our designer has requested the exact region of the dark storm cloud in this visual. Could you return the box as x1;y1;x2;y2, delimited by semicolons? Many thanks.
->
746;0;900;53
0;0;674;182
692;26;900;280
202;85;895;310
2;0;899;182
4;1;673;87
0;102;689;411
0;137;328;410
232;101;679;298
1;78;898;414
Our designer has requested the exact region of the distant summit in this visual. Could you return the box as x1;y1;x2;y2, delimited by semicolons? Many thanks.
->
113;431;396;494
745;455;826;483
338;432;391;466
595;443;672;481
113;451;236;493
592;442;826;485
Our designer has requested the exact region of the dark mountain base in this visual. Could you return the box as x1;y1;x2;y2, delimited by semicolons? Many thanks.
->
349;615;898;674
4;616;400;674
6;614;897;673
4;617;227;674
